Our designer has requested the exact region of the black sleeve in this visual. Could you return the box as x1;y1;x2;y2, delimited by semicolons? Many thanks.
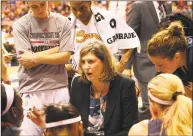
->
70;76;81;109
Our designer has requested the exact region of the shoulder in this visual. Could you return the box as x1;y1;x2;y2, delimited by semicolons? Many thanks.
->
72;75;82;84
187;41;193;58
187;43;193;80
52;12;70;27
91;6;113;17
112;74;135;95
115;73;135;85
13;13;31;30
128;120;148;136
132;1;147;7
128;1;149;14
53;12;68;22
71;75;81;85
71;75;90;87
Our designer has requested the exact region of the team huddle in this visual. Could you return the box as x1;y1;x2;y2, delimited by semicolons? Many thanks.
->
1;1;192;136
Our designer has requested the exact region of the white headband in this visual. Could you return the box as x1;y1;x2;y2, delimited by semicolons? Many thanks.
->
2;83;15;116
45;116;81;128
148;91;174;105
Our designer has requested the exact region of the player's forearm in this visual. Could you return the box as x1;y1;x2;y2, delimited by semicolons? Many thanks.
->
119;49;134;70
36;51;72;65
34;47;59;55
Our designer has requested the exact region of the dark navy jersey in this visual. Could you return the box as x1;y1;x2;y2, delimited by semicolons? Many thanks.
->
173;36;193;86
186;36;193;82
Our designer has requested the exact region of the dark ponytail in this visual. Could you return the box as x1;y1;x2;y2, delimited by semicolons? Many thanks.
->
168;21;185;38
45;103;80;123
160;12;193;36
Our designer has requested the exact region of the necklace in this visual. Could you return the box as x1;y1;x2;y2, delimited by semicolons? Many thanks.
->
91;85;105;98
91;82;110;98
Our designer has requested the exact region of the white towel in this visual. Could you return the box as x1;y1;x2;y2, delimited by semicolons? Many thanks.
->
68;6;141;55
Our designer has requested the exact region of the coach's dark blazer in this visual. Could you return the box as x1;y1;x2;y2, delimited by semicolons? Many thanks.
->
70;73;138;136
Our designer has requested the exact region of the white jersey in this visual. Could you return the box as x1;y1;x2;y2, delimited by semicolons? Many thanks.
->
72;15;102;69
